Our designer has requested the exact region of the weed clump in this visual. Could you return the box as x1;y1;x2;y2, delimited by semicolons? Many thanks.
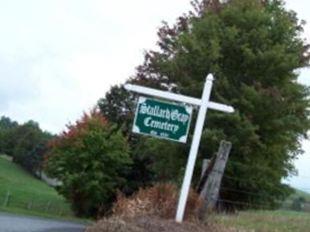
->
112;183;202;220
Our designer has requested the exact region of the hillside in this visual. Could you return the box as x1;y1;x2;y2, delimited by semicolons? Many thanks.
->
0;155;72;217
291;189;310;201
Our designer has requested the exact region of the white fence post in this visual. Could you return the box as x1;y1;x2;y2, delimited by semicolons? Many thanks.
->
3;191;11;207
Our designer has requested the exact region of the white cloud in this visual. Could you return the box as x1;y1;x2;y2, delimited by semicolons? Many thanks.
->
0;0;191;132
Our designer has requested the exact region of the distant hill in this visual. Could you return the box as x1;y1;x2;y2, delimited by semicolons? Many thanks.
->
290;189;310;202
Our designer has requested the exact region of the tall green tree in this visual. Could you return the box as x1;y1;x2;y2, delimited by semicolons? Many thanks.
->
99;0;310;209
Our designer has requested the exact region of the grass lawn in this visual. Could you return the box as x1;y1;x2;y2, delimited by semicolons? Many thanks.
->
0;155;73;218
214;210;310;232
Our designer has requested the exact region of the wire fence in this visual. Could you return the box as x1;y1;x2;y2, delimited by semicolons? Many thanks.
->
1;158;309;217
216;195;310;213
0;189;73;217
204;161;310;213
216;187;310;212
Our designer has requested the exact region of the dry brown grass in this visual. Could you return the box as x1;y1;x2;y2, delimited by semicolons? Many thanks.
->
86;183;239;232
112;183;202;220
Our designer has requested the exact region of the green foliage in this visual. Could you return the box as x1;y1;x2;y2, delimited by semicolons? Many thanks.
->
98;0;310;209
0;116;52;175
0;116;18;154
98;85;136;134
23;140;50;175
98;87;158;193
291;197;306;211
11;121;52;172
45;111;131;217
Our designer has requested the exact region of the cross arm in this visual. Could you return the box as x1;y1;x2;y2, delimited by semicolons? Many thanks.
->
124;84;201;106
124;84;234;113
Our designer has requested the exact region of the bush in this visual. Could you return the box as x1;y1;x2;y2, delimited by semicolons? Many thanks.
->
45;110;131;217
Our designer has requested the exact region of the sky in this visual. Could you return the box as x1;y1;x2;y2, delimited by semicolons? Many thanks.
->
0;0;309;191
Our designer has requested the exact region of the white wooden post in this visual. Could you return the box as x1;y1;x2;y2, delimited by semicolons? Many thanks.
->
175;74;214;222
124;73;234;223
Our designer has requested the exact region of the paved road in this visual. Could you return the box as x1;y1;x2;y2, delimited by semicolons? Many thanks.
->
0;212;87;232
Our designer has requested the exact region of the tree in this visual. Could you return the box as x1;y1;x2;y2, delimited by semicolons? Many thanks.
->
10;121;40;160
98;0;310;209
22;132;52;175
291;196;306;211
98;86;158;193
9;121;50;172
0;116;18;154
98;85;135;134
45;111;131;217
0;116;53;176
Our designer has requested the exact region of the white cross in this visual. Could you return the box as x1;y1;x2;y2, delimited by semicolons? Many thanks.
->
124;73;234;222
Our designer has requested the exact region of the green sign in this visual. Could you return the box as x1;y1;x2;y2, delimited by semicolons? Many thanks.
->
133;97;192;143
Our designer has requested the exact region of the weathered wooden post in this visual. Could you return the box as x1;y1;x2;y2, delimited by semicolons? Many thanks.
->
200;140;232;212
201;159;210;179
